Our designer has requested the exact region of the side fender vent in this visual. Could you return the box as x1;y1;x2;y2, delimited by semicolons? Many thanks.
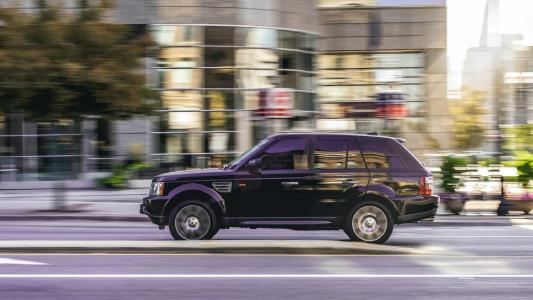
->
212;181;232;193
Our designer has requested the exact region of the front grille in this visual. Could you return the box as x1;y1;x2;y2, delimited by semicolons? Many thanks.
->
212;181;232;193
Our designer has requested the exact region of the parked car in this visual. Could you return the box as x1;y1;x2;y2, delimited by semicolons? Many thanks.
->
140;133;438;243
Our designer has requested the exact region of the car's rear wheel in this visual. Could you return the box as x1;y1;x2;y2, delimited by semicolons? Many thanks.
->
344;201;393;244
168;200;218;240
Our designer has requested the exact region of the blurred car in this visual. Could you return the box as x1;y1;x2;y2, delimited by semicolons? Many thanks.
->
141;133;438;244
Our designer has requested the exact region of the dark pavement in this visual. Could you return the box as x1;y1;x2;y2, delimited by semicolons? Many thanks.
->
0;216;533;299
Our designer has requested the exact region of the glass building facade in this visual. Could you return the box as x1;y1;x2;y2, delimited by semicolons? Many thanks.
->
317;52;427;133
150;25;317;168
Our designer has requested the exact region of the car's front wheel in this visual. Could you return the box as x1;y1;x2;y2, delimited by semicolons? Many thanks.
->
168;200;218;240
344;201;394;244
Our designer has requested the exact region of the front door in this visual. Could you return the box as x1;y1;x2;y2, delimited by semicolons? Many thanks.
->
228;137;316;218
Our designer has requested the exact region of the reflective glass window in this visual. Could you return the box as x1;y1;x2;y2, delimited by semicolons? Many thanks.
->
205;26;234;46
204;69;234;89
204;47;234;67
296;73;313;91
235;28;278;48
279;30;296;49
158;47;202;68
314;138;346;169
314;138;365;169
153;25;202;46
259;138;308;170
357;137;405;169
158;69;202;89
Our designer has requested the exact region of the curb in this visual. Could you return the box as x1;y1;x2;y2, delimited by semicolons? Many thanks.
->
0;240;420;255
0;215;146;222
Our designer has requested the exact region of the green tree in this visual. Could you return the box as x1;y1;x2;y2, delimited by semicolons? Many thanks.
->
0;0;156;121
440;155;469;193
450;90;487;151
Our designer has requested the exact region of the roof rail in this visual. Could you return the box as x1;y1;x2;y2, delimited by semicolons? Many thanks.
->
366;132;379;136
395;138;406;143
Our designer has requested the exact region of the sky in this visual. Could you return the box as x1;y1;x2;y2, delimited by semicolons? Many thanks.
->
447;0;533;91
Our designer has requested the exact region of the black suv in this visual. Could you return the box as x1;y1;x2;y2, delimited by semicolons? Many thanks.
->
141;133;438;243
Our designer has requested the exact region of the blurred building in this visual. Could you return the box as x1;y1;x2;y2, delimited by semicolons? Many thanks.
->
0;0;450;185
115;0;320;168
316;0;449;155
462;0;533;154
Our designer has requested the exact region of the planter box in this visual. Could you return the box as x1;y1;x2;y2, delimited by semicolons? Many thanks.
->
508;200;533;215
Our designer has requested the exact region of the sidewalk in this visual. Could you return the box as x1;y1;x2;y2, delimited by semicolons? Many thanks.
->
0;188;146;222
0;188;523;222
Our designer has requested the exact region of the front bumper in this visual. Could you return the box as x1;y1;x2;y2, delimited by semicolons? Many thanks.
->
140;195;169;225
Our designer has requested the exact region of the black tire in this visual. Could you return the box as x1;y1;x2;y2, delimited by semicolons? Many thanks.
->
168;200;219;240
344;201;394;244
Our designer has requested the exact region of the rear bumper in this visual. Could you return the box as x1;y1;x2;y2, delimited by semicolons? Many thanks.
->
397;207;437;223
396;195;439;223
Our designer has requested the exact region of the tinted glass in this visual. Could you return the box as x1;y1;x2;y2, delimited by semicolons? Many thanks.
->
358;137;405;169
314;139;346;169
347;139;365;168
259;138;308;170
314;137;365;169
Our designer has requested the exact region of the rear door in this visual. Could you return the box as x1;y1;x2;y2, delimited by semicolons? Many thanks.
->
310;136;369;217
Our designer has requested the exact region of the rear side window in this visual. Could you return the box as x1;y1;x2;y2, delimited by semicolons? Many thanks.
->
314;137;365;169
357;137;405;169
259;138;309;170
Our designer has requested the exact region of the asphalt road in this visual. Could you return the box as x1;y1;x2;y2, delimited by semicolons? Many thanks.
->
1;216;533;299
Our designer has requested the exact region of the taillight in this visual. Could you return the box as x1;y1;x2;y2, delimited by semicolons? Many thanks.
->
419;176;433;196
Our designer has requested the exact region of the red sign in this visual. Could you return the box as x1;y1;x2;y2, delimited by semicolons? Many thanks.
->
254;88;294;118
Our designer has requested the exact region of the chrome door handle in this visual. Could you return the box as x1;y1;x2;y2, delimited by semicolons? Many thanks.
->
281;181;299;187
342;179;358;187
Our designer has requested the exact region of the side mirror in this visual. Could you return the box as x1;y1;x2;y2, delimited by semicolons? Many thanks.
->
247;158;262;172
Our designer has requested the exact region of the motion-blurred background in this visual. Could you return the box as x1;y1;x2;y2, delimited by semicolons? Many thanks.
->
0;0;532;213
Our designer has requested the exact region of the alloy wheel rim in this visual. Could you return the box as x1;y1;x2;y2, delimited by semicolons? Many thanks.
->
175;205;211;240
352;205;388;242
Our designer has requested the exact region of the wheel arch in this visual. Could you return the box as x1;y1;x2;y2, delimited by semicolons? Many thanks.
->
162;183;225;223
345;192;400;224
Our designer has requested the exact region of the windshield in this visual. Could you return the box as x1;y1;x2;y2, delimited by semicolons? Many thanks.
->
227;138;270;169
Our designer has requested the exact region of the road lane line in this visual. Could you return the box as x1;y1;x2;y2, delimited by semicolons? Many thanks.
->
395;235;533;238
4;253;533;258
1;274;533;279
515;225;533;231
0;258;47;265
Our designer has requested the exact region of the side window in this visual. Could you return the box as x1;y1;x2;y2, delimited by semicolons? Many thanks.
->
347;139;366;168
314;139;346;169
259;138;308;170
314;137;365;169
357;137;405;169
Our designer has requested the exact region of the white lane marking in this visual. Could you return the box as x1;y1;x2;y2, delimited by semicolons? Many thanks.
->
0;258;47;265
515;225;533;231
396;235;533;238
0;274;532;279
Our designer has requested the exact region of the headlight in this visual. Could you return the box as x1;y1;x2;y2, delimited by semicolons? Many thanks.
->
150;182;165;196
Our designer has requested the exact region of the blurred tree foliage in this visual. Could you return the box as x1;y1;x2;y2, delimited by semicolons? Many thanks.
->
503;124;533;153
450;90;487;151
0;0;156;121
502;125;533;186
440;155;469;193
